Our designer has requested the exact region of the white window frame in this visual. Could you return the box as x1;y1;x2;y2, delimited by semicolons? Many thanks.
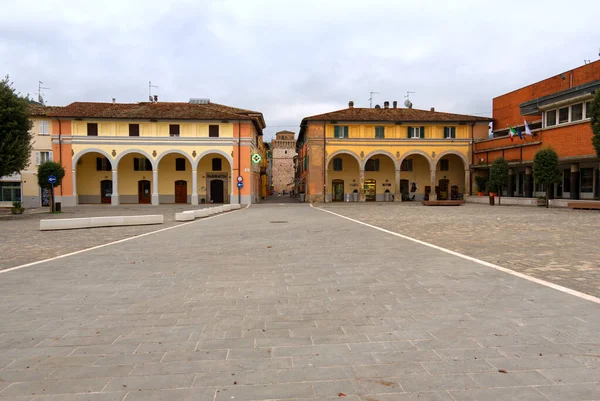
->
411;127;421;138
40;151;50;164
39;120;49;135
571;103;584;122
544;99;594;128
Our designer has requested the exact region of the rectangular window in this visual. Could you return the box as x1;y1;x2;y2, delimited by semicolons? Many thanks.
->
408;126;424;138
96;157;111;171
40;151;51;164
564;169;571;193
209;125;219;138
401;159;413;172
365;159;380;171
444;127;456;138
334;126;349;138
87;123;98;136
546;110;556;127
169;124;180;137
175;158;186;171
212;158;222;171
585;101;592;119
0;183;21;202
440;159;449;171
581;168;594;192
39;120;49;135
374;126;385;139
134;157;152;171
571;103;583;121
333;158;343;171
558;107;569;124
129;124;140;137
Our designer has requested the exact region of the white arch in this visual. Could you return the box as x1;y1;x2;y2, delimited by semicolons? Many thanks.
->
72;148;114;170
114;149;156;170
326;150;361;168
361;150;399;171
155;150;195;167
434;150;469;170
195;149;234;170
399;150;435;171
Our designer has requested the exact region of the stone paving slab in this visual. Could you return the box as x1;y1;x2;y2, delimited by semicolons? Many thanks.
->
320;202;600;297
0;203;598;400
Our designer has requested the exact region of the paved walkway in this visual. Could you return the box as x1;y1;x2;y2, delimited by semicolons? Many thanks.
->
0;204;598;401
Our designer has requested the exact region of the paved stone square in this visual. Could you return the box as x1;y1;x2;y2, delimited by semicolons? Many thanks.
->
321;202;600;298
0;204;598;400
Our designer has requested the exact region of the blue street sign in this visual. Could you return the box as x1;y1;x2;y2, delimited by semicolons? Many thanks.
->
48;175;57;184
237;182;243;189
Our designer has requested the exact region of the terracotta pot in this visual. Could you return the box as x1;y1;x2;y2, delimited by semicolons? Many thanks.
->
489;192;497;197
477;192;485;196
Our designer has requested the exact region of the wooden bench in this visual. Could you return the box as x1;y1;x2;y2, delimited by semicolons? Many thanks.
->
568;202;600;210
422;200;465;206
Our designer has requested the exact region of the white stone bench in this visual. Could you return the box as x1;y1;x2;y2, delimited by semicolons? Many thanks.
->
40;215;163;231
222;204;232;212
230;204;241;210
175;212;195;221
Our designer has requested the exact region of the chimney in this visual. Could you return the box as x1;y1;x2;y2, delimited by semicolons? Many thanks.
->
348;100;354;108
112;98;116;104
375;104;381;109
393;101;397;109
153;95;158;102
384;101;389;109
430;107;435;112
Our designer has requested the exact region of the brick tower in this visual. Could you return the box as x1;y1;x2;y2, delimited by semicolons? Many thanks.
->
271;131;297;195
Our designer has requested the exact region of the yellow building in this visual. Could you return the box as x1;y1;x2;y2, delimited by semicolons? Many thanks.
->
0;104;61;208
44;99;266;206
296;101;490;202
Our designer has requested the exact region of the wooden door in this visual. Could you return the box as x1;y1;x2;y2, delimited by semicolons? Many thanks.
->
100;180;112;204
438;179;449;200
138;180;151;204
175;180;187;204
332;180;344;202
210;180;224;203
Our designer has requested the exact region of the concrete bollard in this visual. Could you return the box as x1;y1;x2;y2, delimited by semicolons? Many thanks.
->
222;204;232;212
175;212;195;221
230;204;241;210
193;209;209;218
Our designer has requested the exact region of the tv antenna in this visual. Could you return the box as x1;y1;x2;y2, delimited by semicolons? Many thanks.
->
36;81;50;105
369;91;380;108
404;91;415;108
148;81;158;102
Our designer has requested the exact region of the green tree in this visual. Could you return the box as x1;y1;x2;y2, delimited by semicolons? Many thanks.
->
488;157;509;204
590;90;600;157
533;148;561;208
38;161;65;212
0;76;33;177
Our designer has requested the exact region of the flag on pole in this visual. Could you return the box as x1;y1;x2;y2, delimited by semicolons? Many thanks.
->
509;126;517;141
517;127;523;140
524;119;533;136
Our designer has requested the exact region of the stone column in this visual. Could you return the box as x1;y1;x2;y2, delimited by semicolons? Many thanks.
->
507;169;514;197
324;169;329;203
394;169;402;202
191;169;198;205
570;163;580;200
429;169;437;201
72;169;78;206
111;169;119;205
152;169;159;205
524;166;533;198
464;169;471;197
359;169;365;202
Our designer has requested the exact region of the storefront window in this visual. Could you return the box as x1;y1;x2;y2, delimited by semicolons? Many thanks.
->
581;168;594;193
0;183;21;202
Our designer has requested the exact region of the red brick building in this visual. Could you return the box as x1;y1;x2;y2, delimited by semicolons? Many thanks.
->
473;60;600;201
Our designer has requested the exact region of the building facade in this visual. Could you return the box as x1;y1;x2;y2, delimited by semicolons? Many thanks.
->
43;99;266;206
296;101;490;203
0;104;61;208
473;60;600;200
271;130;297;194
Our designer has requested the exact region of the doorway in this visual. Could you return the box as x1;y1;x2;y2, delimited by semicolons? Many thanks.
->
400;179;409;200
100;180;112;204
138;180;151;204
210;179;224;203
332;180;344;202
364;179;376;201
438;179;449;200
174;180;187;203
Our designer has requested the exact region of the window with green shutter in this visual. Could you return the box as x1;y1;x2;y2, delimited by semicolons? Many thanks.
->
408;126;421;139
334;126;349;138
375;126;385;139
333;158;343;171
444;127;456;139
365;159;380;171
420;126;425;139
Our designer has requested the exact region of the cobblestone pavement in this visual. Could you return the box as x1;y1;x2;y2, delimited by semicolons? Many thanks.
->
0;204;598;401
0;205;213;270
320;203;600;298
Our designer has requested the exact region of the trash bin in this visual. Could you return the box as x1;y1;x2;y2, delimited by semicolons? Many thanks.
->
299;193;305;202
55;202;61;212
346;193;351;202
384;192;391;202
489;195;494;206
352;192;359;202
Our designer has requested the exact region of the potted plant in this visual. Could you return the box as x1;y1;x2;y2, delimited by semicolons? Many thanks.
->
474;176;488;196
537;196;547;206
488;157;508;205
533;148;561;209
11;201;24;214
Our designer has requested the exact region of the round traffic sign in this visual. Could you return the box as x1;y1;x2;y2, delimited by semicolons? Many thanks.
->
48;175;57;184
237;181;244;189
237;176;243;182
251;153;262;164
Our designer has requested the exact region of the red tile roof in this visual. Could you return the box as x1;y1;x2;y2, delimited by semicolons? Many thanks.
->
303;107;492;123
28;104;63;116
49;101;266;129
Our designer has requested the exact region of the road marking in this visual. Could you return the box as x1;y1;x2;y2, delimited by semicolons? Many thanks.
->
312;204;600;305
0;206;249;275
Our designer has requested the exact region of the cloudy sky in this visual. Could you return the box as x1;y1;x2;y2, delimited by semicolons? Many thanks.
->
2;0;599;139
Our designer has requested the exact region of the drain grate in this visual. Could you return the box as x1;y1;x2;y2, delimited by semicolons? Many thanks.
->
270;221;288;224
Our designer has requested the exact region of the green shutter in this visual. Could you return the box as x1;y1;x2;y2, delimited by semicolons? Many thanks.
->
444;127;448;138
420;126;425;139
334;126;339;138
343;126;349;138
452;127;456;138
133;158;139;171
375;159;380;171
407;127;412;138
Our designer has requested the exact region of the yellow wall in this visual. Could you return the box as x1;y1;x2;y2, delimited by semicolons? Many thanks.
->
21;117;54;206
435;154;466;193
118;153;153;196
327;154;361;196
364;155;396;196
76;153;113;197
399;155;432;196
157;154;193;195
326;123;470;139
71;120;235;138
